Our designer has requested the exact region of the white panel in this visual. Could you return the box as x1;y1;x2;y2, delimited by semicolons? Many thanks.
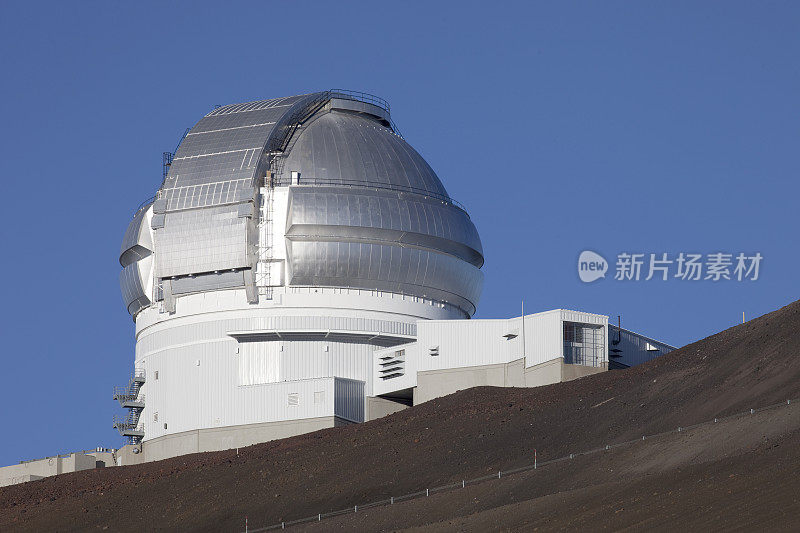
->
136;314;415;358
372;342;419;396
239;342;281;385
523;311;564;368
417;319;513;371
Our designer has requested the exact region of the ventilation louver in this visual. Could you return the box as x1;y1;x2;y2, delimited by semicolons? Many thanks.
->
379;349;405;380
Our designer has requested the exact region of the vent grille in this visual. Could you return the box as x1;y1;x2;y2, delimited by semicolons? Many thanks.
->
379;349;405;380
287;393;299;406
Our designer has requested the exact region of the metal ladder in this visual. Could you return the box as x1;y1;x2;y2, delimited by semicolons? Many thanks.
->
256;183;274;299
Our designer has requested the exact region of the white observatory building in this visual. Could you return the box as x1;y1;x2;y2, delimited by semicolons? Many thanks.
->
115;90;673;463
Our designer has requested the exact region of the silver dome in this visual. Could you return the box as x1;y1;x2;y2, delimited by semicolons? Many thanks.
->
280;111;449;198
120;90;484;317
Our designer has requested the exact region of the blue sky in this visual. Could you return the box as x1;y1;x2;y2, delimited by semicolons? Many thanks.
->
0;1;798;465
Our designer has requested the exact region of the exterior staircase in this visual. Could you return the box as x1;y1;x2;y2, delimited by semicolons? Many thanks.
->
113;370;146;444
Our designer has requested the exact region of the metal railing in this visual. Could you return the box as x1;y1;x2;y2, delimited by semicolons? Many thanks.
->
328;89;403;137
113;389;145;403
328;89;391;114
243;397;797;531
113;370;146;444
133;196;155;216
112;387;141;401
112;414;141;430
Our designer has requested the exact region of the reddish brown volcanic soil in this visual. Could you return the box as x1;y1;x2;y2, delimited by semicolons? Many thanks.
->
3;299;800;532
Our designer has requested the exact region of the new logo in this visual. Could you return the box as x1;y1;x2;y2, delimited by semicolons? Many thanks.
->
578;251;608;283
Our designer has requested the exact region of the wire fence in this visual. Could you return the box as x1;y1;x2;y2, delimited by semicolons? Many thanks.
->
241;396;797;531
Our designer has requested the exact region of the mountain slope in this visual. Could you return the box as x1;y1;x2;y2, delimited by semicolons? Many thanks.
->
2;299;800;531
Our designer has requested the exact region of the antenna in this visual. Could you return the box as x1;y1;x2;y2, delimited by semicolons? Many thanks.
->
521;299;526;360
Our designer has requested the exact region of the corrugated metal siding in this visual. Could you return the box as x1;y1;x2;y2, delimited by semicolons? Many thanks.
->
608;325;675;367
523;311;563;367
417;320;514;371
280;340;374;384
138;316;379;441
142;337;339;442
334;377;365;423
235;339;375;386
135;314;414;359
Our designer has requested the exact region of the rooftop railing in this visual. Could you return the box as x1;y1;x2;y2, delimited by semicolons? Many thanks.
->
133;196;155;216
328;89;391;114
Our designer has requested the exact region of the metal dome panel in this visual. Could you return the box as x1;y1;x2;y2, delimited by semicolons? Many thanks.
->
279;111;449;199
286;240;483;316
286;186;483;267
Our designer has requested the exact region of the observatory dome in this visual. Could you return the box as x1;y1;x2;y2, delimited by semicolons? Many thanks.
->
120;90;483;318
114;90;484;454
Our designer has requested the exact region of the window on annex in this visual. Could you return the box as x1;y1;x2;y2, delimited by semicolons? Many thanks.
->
563;321;605;367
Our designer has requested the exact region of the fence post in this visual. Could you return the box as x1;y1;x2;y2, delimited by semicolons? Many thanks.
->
282;522;285;529
391;496;394;504
426;488;429;497
750;408;754;414
318;513;321;521
355;505;357;512
498;470;501;478
462;480;465;488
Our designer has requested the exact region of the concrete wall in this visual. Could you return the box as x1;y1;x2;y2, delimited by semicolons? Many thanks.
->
116;445;145;467
562;361;607;382
86;450;117;468
413;357;609;405
1;475;43;487
414;358;529;404
523;358;563;387
134;416;339;463
366;396;409;421
0;453;98;487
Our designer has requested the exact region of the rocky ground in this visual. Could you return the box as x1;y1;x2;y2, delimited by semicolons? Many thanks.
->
2;299;800;532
